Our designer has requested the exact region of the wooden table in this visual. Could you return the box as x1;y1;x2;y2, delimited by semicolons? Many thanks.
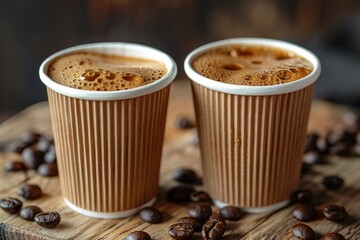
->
0;79;359;239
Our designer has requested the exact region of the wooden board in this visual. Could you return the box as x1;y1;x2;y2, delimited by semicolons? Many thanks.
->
0;79;360;240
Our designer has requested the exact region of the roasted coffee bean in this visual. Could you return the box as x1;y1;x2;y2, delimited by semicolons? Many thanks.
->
124;231;151;240
7;140;28;153
291;189;313;203
209;211;224;221
188;204;212;222
323;205;348;222
44;148;56;163
343;111;360;127
202;218;226;240
37;163;58;176
305;133;320;153
190;191;212;202
292;223;315;240
356;132;360;144
293;204;317;221
301;163;311;174
323;232;346;240
167;186;195;202
22;147;44;169
172;168;199;184
328;142;352;156
316;138;329;153
174;117;195;129
4;161;27;172
322;176;344;190
219;206;243;221
34;211;61;228
36;136;54;153
139;207;163;224
354;144;360;156
303;151;325;164
176;216;203;232
168;222;194;240
20;131;41;145
0;197;23;214
19;206;43;221
17;184;42;200
327;128;355;146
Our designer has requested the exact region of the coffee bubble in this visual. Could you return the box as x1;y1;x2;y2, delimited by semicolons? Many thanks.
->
192;45;313;86
81;70;100;81
47;52;167;91
222;64;243;71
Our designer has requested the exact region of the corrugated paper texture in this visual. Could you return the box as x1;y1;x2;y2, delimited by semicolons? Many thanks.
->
192;83;314;208
47;86;170;212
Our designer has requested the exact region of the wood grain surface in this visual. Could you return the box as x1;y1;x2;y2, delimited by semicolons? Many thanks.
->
0;79;360;240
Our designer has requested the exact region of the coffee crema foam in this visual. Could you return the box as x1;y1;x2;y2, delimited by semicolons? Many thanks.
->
192;45;313;86
47;51;167;91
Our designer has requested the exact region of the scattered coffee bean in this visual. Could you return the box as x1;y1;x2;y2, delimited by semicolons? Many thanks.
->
7;140;28;153
356;132;360;144
305;133;320;153
19;206;43;221
202;218;226;240
323;232;346;240
322;176;344;190
17;184;42;200
301;163;311;174
316;138;329;153
209;211;224;221
168;222;194;240
172;168;199;184
219;206;243;221
323;205;348;222
44;148;56;163
342;111;360;127
293;204;317;221
328;142;352;156
4;161;27;172
22;147;44;169
190;191;212;202
167;186;195;202
188;204;212;222
174;117;195;129
327;128;355;146
0;197;23;214
36;137;53;153
292;223;315;240
291;189;313;203
20;131;41;145
176;216;203;232
37;163;58;176
124;231;151;240
139;207;163;224
34;211;61;228
303;151;325;164
354;144;360;156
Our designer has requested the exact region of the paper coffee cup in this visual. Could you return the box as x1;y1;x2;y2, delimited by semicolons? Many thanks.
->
40;43;177;218
184;38;321;213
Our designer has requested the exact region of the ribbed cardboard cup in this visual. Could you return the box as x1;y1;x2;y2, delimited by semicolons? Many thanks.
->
184;38;321;213
39;43;177;218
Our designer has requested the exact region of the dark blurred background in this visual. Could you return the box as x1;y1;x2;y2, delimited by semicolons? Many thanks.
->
1;0;360;120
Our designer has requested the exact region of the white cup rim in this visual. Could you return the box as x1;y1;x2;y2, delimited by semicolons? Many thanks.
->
39;42;177;100
184;38;321;96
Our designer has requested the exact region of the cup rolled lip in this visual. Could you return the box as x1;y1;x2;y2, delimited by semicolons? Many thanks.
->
39;42;177;100
184;38;321;96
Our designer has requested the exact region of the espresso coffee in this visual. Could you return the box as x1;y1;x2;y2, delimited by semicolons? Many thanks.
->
47;52;167;91
192;45;313;86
